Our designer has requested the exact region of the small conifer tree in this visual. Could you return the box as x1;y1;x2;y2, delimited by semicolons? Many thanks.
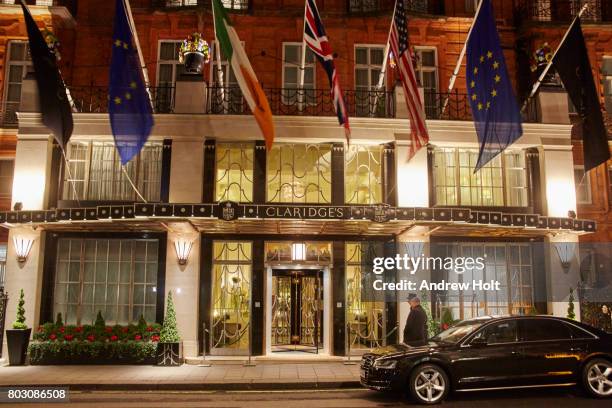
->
12;289;27;330
567;287;576;320
160;291;180;343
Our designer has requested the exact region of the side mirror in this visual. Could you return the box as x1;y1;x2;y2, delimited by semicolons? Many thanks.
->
470;337;488;347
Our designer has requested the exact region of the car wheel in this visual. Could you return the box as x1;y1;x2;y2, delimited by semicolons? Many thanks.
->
583;358;612;398
408;364;449;405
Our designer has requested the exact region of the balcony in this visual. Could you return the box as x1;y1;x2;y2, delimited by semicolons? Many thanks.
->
64;85;545;123
519;0;612;23
151;0;249;11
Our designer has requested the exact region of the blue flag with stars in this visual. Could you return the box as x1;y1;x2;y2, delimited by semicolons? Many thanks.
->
467;0;522;171
109;0;153;165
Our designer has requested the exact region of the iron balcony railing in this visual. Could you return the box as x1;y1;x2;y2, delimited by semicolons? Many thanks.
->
152;0;249;11
206;86;396;118
520;0;612;23
348;0;444;15
0;102;19;128
66;85;176;114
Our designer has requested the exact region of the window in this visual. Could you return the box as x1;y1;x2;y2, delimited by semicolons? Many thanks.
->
520;319;572;341
267;144;332;203
215;142;254;203
432;148;528;207
211;241;252;354
221;0;249;10
62;141;163;202
2;41;31;125
603;57;612;114
53;238;159;325
348;0;379;13
471;320;518;344
282;43;316;105
414;47;439;118
345;242;387;352
354;45;386;116
345;145;383;204
1;1;54;4
0;244;6;288
465;0;479;13
165;0;197;6
435;243;534;320
0;159;14;197
156;41;183;113
574;166;592;204
209;41;243;113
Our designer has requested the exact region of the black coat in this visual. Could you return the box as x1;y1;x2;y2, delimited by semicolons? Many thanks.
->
403;305;428;344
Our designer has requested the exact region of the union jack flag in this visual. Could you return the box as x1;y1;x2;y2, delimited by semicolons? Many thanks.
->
390;0;429;159
303;0;350;143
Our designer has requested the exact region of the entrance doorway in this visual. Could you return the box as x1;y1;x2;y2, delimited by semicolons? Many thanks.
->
271;270;323;353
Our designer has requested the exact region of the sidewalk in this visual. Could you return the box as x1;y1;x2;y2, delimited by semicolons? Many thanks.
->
0;362;362;391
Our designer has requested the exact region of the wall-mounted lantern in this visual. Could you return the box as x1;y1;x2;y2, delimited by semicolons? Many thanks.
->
174;238;194;266
554;242;576;274
13;236;34;263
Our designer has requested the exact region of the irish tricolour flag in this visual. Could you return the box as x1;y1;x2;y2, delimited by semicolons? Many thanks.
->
212;0;275;150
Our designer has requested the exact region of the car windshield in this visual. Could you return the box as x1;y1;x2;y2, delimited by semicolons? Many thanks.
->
431;320;488;344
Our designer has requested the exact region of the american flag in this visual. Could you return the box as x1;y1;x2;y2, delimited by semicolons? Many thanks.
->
304;0;350;143
389;0;429;158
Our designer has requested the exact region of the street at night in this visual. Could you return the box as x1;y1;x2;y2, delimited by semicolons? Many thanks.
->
22;387;610;408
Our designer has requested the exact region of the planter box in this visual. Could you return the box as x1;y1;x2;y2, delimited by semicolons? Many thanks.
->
28;341;157;365
156;342;182;366
6;328;31;366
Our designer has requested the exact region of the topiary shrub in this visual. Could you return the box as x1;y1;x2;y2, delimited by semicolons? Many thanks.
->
160;291;180;343
55;313;63;326
12;289;27;330
567;287;576;320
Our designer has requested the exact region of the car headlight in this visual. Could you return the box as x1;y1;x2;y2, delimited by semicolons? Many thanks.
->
373;359;398;369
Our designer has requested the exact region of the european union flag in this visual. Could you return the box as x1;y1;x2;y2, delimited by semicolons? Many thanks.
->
109;0;153;165
467;0;522;171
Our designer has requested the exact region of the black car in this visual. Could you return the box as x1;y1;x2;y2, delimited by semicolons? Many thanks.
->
360;315;612;404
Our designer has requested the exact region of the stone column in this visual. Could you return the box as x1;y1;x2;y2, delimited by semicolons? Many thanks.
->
396;227;430;342
539;146;576;218
165;231;201;359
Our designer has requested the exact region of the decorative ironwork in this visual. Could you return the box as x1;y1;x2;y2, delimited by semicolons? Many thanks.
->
215;143;254;203
345;145;383;205
266;144;332;204
520;0;611;23
211;241;251;354
345;242;387;353
207;86;395;118
0;102;19;128
67;85;175;114
300;276;322;347
272;276;291;345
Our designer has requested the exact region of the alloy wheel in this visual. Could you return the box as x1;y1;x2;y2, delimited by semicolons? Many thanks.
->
587;361;612;397
413;367;446;403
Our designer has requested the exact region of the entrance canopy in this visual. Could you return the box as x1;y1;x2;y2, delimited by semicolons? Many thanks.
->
1;202;596;238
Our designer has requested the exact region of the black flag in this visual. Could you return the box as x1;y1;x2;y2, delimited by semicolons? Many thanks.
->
553;18;610;172
19;0;72;148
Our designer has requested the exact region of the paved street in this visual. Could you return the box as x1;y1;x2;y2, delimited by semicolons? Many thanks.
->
13;388;611;407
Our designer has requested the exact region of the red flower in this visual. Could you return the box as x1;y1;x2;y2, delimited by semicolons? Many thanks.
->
87;334;95;342
49;333;57;341
64;334;74;341
122;327;129;334
59;326;65;333
37;326;43;332
105;326;113;333
151;335;160;342
441;323;449;330
134;334;142;341
75;326;83;333
146;326;153;332
110;335;118;342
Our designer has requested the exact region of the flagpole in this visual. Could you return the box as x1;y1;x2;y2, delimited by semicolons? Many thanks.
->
123;0;153;108
372;3;396;113
520;3;589;113
298;0;308;111
440;0;484;115
211;1;226;110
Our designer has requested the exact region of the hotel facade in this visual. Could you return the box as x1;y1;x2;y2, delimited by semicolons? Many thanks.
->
0;0;611;360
